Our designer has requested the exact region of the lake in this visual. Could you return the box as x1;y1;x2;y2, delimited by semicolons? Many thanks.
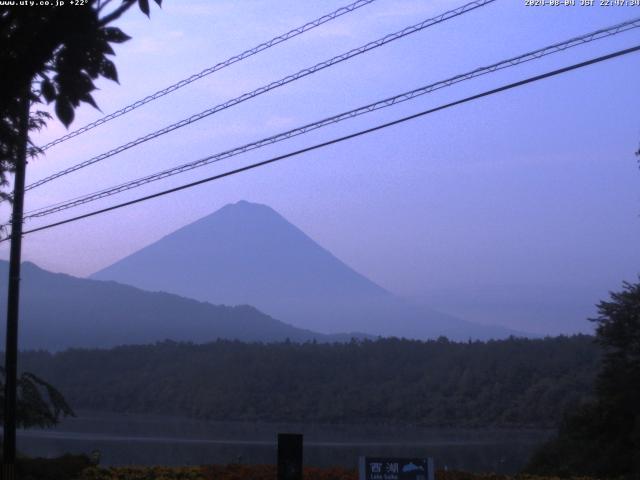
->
17;411;552;474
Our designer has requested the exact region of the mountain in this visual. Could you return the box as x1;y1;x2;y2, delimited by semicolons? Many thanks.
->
92;201;520;340
0;261;361;351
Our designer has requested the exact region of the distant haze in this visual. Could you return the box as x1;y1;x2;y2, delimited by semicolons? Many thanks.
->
92;201;522;340
0;260;362;350
0;1;638;336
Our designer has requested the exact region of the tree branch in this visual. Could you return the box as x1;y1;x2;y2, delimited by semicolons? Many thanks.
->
98;0;136;26
97;0;116;13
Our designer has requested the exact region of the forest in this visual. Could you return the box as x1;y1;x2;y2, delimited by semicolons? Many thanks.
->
19;335;599;428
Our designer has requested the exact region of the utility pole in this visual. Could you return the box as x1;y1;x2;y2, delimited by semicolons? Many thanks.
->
2;91;30;480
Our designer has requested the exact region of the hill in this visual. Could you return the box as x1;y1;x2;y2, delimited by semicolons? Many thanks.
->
0;261;360;350
92;201;521;340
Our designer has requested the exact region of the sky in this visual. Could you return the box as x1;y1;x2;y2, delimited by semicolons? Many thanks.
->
1;0;639;335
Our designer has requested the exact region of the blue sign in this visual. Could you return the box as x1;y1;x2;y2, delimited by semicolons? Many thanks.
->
358;457;434;480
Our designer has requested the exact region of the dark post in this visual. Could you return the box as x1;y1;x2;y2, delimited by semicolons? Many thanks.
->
2;92;30;480
277;433;303;480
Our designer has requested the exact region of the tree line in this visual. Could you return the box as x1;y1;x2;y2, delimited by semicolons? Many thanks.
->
17;335;599;428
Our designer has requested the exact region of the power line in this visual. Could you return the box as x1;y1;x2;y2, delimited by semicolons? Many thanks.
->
38;0;378;152
6;44;638;242
23;17;640;220
25;0;496;192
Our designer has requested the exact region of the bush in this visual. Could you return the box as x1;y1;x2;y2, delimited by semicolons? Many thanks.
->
77;465;602;480
17;454;93;480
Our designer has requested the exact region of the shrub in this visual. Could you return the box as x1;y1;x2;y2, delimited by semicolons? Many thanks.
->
17;454;92;480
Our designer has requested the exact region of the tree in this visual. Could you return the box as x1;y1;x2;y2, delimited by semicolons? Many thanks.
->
0;367;73;429
527;280;640;478
591;281;640;472
0;0;162;196
1;1;163;473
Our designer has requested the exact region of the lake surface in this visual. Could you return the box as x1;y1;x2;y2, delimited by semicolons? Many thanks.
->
17;411;552;474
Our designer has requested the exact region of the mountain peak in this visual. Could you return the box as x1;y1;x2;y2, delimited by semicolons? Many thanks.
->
223;200;270;211
92;202;518;340
92;202;393;333
232;199;260;208
195;200;284;227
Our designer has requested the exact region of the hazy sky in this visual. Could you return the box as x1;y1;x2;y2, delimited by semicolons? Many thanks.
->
2;0;639;335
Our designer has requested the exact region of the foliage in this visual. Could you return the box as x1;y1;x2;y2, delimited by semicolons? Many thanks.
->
17;454;92;480
436;473;596;480
77;465;602;480
526;280;640;478
80;465;357;480
80;466;208;480
20;335;599;428
79;465;358;480
0;0;161;197
0;0;161;436
0;365;74;428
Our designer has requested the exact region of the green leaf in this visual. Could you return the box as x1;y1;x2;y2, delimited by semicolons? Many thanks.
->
97;38;115;56
138;0;150;16
99;58;118;83
54;98;74;127
103;27;131;44
80;92;99;110
41;78;56;103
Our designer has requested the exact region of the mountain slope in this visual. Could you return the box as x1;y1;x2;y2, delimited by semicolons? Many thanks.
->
0;261;358;351
92;201;519;340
